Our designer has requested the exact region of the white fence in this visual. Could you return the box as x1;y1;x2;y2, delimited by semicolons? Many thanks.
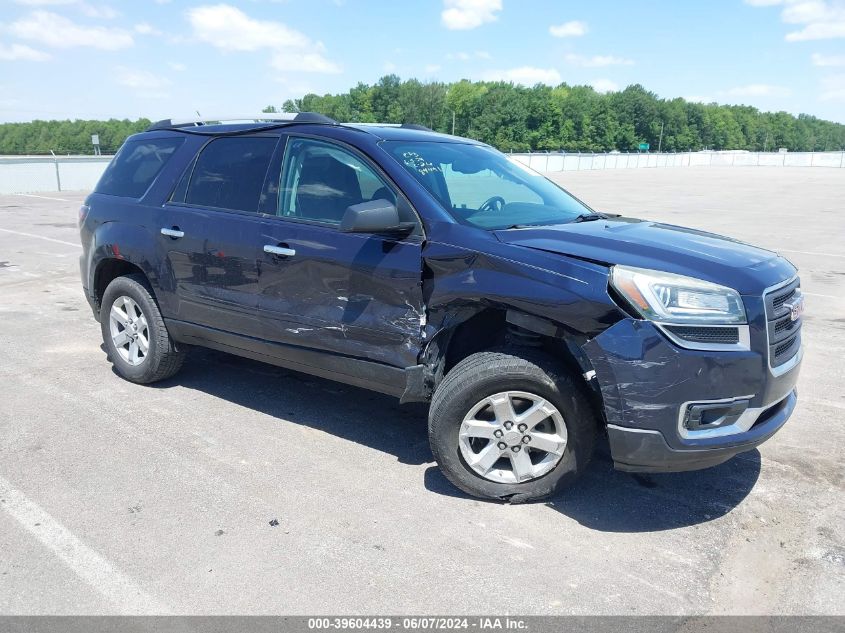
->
0;156;112;195
511;150;845;172
1;150;844;195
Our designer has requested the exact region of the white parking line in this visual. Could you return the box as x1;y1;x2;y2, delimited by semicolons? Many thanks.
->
776;248;845;259
0;474;170;614
804;292;838;299
0;227;81;248
14;193;71;202
812;399;845;411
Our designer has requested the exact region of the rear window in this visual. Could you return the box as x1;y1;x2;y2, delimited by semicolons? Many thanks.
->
184;136;277;213
95;137;184;198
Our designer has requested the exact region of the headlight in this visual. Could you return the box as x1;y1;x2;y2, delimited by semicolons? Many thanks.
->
610;265;746;324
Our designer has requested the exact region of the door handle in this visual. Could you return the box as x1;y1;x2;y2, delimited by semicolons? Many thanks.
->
264;244;296;257
161;227;185;239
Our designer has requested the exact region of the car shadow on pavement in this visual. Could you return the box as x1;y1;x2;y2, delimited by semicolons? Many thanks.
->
424;442;762;533
139;347;761;532
143;347;434;466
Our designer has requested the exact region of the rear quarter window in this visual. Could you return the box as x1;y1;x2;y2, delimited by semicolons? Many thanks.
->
95;137;184;198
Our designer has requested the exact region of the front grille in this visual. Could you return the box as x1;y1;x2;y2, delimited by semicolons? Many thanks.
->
764;278;802;369
774;317;798;336
664;325;740;344
774;334;799;358
772;288;796;312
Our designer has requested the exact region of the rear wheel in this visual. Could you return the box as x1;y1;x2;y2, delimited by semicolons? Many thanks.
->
100;274;185;384
428;350;596;502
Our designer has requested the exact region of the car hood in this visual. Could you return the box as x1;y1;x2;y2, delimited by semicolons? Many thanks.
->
493;217;796;294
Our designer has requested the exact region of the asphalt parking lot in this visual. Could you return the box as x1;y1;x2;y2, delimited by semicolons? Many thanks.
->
0;167;843;615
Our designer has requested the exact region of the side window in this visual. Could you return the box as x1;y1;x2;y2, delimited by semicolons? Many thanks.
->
279;138;419;233
95;137;184;198
184;136;277;213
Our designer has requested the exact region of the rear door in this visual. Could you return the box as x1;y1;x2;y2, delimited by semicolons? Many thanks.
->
258;135;425;369
158;134;280;339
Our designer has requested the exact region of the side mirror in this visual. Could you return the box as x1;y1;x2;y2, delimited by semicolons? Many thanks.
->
340;199;413;236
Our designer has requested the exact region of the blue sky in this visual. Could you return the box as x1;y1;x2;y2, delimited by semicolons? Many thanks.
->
1;0;844;123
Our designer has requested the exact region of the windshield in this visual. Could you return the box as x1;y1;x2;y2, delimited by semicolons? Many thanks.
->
383;141;592;230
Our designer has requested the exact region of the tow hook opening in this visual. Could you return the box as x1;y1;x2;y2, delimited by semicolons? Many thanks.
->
683;399;750;431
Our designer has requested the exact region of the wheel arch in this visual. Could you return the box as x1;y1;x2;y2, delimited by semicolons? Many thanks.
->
420;303;606;426
88;221;160;315
93;258;148;312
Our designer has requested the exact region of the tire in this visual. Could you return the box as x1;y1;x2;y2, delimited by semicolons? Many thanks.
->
100;273;185;384
429;349;596;503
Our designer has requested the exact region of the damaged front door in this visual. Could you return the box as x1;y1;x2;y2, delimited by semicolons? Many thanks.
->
257;135;425;369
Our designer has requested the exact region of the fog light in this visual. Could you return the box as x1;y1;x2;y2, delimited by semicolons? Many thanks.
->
683;399;750;431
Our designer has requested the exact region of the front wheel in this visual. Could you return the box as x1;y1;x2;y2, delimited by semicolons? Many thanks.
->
428;350;596;502
100;274;185;384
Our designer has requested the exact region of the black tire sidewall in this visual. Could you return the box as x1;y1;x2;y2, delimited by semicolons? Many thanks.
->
429;352;595;502
100;276;163;383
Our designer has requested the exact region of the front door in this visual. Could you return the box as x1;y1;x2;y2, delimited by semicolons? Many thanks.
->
258;136;425;369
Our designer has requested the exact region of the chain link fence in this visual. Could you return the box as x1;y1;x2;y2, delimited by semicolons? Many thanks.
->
1;150;844;194
0;155;112;194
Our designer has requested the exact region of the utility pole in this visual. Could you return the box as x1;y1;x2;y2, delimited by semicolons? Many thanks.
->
452;111;456;135
763;130;769;152
657;121;664;153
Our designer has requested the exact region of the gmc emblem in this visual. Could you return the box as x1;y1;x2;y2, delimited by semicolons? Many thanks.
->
784;295;804;322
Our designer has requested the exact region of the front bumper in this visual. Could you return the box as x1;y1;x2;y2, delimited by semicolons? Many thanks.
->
583;317;801;473
607;389;796;472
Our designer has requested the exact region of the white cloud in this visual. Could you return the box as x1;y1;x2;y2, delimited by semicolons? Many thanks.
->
115;66;171;99
724;83;792;97
787;21;845;40
446;50;490;61
187;4;340;73
684;95;714;103
77;3;117;19
383;61;397;72
820;73;845;100
746;0;845;41
441;0;502;30
563;53;634;67
134;22;163;36
424;64;442;73
589;79;619;93
483;66;562;85
812;52;845;65
12;0;118;19
270;51;340;74
8;11;134;49
549;20;588;37
0;42;51;61
167;61;186;72
187;4;308;51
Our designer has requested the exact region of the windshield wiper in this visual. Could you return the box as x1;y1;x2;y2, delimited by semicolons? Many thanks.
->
572;212;608;223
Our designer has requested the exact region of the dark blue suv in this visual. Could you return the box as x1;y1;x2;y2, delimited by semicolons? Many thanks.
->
79;114;803;502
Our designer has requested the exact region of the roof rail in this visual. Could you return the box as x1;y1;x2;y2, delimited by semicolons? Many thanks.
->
146;112;336;131
349;122;435;132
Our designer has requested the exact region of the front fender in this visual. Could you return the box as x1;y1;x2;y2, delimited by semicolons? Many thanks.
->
421;237;623;340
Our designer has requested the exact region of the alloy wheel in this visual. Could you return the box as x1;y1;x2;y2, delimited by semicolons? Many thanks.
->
458;390;568;484
108;295;149;366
